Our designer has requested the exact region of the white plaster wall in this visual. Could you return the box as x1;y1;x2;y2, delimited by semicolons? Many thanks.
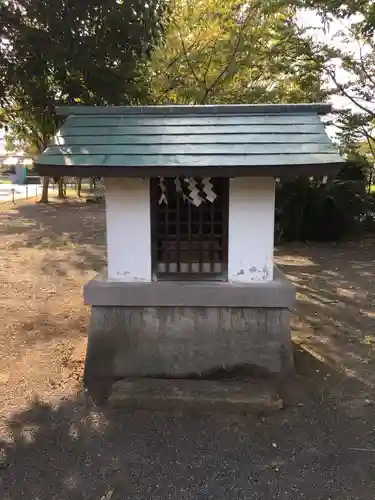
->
228;177;275;282
105;178;151;281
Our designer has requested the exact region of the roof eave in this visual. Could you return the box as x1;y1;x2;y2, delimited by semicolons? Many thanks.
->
34;161;345;179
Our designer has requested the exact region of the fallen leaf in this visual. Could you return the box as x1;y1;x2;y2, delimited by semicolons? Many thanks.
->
100;489;114;500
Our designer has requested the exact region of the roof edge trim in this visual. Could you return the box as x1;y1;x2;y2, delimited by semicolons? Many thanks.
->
34;161;344;179
55;103;332;117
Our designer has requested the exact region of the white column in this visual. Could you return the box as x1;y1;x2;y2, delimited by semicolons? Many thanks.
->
228;177;275;282
105;178;151;282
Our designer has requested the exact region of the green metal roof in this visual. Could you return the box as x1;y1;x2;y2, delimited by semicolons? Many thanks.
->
35;104;345;178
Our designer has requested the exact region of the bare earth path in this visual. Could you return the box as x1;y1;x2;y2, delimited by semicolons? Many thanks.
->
0;200;375;499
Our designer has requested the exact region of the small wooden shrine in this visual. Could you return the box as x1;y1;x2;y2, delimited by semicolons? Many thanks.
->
35;103;344;401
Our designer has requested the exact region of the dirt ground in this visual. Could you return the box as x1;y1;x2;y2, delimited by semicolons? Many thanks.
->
0;199;375;499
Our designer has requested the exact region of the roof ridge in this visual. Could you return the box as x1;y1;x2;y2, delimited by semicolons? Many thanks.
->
55;103;332;117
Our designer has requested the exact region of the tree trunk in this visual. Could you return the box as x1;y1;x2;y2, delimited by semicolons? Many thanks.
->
368;168;374;195
77;177;82;197
57;177;65;198
40;177;50;203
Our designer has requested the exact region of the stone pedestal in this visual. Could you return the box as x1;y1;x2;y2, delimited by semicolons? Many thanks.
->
83;268;295;402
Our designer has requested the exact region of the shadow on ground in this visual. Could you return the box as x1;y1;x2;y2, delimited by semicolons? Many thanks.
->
1;206;375;498
1;348;375;500
276;241;375;389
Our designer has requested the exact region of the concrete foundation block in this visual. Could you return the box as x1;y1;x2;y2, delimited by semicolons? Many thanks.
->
83;305;294;402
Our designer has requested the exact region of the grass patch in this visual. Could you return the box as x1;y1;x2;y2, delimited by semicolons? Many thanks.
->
0;179;11;184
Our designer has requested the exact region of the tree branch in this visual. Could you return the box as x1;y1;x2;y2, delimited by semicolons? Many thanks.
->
165;37;200;72
326;66;375;118
357;42;375;88
202;34;221;87
172;20;203;87
199;9;254;104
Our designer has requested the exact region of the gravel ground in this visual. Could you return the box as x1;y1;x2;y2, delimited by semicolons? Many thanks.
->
0;200;374;499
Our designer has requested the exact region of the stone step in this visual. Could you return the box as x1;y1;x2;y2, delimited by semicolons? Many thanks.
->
109;378;283;414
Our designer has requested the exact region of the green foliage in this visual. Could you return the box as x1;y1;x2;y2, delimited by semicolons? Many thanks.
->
0;0;166;202
291;0;375;225
337;150;372;184
275;177;370;242
0;0;166;154
150;0;327;104
298;0;375;172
